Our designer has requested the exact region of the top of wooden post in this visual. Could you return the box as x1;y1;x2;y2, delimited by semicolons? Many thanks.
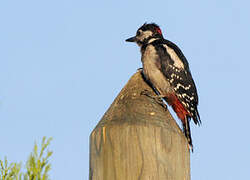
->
90;71;190;180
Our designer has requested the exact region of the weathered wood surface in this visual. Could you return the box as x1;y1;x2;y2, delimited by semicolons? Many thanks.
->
89;71;190;180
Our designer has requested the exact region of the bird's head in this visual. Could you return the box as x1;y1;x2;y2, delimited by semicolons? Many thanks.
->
126;23;163;46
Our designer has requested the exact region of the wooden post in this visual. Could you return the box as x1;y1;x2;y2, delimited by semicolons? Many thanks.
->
89;71;190;180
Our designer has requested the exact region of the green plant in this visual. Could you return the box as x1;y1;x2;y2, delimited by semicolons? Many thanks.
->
0;157;21;180
0;137;53;180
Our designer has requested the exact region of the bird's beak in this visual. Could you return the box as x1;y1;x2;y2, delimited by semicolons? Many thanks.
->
126;36;136;42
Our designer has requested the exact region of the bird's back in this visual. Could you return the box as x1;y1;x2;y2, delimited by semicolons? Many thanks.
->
142;39;200;125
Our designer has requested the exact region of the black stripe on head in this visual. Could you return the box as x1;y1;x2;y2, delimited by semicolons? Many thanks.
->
139;23;163;38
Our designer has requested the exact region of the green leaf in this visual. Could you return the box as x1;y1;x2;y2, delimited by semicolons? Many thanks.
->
0;137;53;180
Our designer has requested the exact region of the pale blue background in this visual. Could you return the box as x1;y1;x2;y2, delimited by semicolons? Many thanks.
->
1;0;249;179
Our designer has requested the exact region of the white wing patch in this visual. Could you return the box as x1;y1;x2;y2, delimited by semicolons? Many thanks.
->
175;83;191;91
164;45;184;69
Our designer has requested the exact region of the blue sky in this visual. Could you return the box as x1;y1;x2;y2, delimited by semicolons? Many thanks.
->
0;0;250;179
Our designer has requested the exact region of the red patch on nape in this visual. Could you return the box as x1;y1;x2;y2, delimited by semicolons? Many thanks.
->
166;94;190;124
155;27;162;35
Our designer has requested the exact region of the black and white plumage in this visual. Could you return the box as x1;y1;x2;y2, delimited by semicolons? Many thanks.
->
126;23;200;151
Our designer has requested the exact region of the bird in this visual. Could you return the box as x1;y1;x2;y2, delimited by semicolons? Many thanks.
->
126;23;200;151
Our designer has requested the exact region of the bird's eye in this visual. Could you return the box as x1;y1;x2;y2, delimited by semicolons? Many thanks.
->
136;31;141;36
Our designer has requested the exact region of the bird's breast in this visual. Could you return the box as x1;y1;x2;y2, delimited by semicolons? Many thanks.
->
142;45;174;95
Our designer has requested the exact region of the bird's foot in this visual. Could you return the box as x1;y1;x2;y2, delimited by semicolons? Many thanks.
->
137;67;143;72
140;90;167;109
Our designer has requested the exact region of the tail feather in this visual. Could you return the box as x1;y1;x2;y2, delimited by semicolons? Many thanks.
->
183;116;193;152
193;108;201;126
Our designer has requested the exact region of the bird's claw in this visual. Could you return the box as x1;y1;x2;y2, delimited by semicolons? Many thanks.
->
140;90;167;109
137;67;143;72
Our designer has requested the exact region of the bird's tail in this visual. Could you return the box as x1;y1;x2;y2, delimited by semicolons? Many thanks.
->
183;117;193;152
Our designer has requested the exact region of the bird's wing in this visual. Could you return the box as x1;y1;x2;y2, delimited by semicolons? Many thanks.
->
153;39;200;124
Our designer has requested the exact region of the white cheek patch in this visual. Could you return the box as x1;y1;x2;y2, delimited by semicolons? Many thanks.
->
164;45;184;69
148;38;158;43
138;30;153;41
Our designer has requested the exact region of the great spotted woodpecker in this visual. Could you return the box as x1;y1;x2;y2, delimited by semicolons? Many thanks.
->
126;23;201;151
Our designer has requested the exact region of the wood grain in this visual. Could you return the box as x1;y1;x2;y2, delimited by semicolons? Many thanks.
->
89;71;190;180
